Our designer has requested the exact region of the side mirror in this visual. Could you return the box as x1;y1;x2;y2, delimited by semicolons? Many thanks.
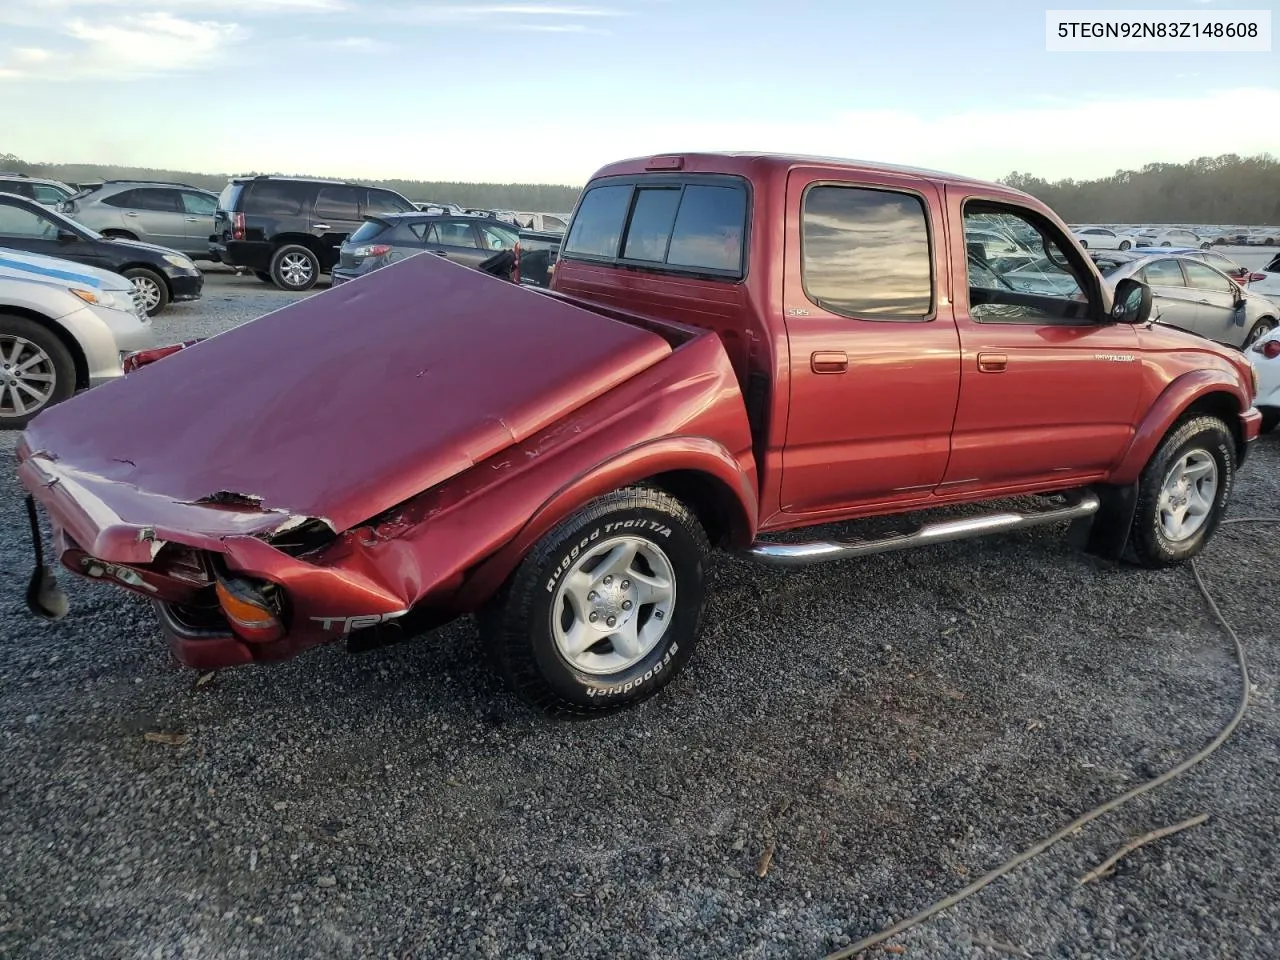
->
1111;277;1152;325
56;229;78;244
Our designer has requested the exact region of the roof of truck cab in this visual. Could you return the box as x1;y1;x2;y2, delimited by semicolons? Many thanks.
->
588;152;1001;189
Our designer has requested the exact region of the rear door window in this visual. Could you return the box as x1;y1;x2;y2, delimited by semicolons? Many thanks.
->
364;188;416;215
247;181;309;216
130;189;183;212
434;221;479;247
313;186;360;222
804;185;933;319
1142;259;1186;286
102;189;140;208
181;191;217;216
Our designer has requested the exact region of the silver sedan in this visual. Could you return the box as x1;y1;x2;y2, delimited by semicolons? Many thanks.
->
1094;251;1278;349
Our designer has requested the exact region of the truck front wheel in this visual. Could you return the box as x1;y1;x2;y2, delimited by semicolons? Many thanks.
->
1129;415;1234;567
481;486;710;716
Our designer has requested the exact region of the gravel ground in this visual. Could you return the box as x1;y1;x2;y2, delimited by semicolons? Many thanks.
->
1;270;1279;959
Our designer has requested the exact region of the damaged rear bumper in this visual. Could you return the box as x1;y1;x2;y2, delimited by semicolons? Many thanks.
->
16;449;451;669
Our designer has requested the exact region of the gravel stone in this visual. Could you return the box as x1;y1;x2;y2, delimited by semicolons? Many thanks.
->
0;269;1277;958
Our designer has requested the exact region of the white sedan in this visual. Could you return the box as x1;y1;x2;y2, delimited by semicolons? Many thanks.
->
1071;226;1137;250
1248;326;1280;434
1135;227;1209;249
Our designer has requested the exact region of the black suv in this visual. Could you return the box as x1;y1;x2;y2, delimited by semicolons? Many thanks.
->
210;177;417;290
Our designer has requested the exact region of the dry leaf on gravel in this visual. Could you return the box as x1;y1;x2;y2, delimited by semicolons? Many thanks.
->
143;732;191;746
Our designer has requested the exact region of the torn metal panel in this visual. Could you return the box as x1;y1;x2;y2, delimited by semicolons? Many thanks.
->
21;253;673;534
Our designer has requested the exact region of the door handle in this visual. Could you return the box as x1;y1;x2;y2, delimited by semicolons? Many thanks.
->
977;352;1007;373
185;217;200;222
431;250;448;257
810;351;848;374
1196;299;1210;305
313;223;331;230
124;212;138;217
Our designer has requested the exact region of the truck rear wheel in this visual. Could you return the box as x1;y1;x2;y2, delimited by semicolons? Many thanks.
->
1129;415;1234;567
481;486;710;716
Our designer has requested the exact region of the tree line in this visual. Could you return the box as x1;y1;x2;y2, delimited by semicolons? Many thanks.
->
0;153;582;212
6;151;1277;224
1000;153;1279;225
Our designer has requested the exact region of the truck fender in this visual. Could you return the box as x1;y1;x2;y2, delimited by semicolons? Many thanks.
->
453;436;758;611
1110;370;1248;486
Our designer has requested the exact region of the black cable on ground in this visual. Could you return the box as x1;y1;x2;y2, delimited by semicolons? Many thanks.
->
825;517;1280;960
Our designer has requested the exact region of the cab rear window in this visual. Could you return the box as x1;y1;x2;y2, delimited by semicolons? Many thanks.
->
562;176;748;279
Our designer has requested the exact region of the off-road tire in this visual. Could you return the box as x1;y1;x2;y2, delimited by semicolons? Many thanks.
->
123;267;169;317
1129;415;1234;568
0;313;77;428
270;244;320;291
480;486;711;717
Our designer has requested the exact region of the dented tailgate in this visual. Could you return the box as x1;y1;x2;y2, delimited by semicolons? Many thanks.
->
19;254;674;553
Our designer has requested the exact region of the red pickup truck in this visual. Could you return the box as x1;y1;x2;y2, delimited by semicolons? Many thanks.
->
16;152;1262;715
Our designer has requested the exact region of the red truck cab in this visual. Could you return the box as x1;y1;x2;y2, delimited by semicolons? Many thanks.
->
16;152;1262;717
551;153;1258;533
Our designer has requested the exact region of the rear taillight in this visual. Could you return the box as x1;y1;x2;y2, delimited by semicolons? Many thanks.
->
231;212;245;241
215;575;285;643
351;244;391;259
1248;272;1267;282
1262;340;1280;359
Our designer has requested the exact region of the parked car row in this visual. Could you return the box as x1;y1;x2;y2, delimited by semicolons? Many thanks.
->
208;174;564;291
1069;222;1280;248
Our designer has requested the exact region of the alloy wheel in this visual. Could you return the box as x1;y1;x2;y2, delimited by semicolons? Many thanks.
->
279;252;315;288
0;335;58;420
131;275;162;313
550;535;677;675
1157;449;1218;542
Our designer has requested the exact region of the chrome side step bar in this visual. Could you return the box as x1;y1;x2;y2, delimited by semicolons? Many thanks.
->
744;490;1101;569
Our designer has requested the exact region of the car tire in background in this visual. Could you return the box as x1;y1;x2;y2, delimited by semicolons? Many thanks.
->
270;244;320;291
1078;240;1088;249
0;313;77;429
480;485;710;717
1244;319;1277;349
1128;415;1234;568
122;267;170;317
254;270;273;284
1118;240;1131;251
